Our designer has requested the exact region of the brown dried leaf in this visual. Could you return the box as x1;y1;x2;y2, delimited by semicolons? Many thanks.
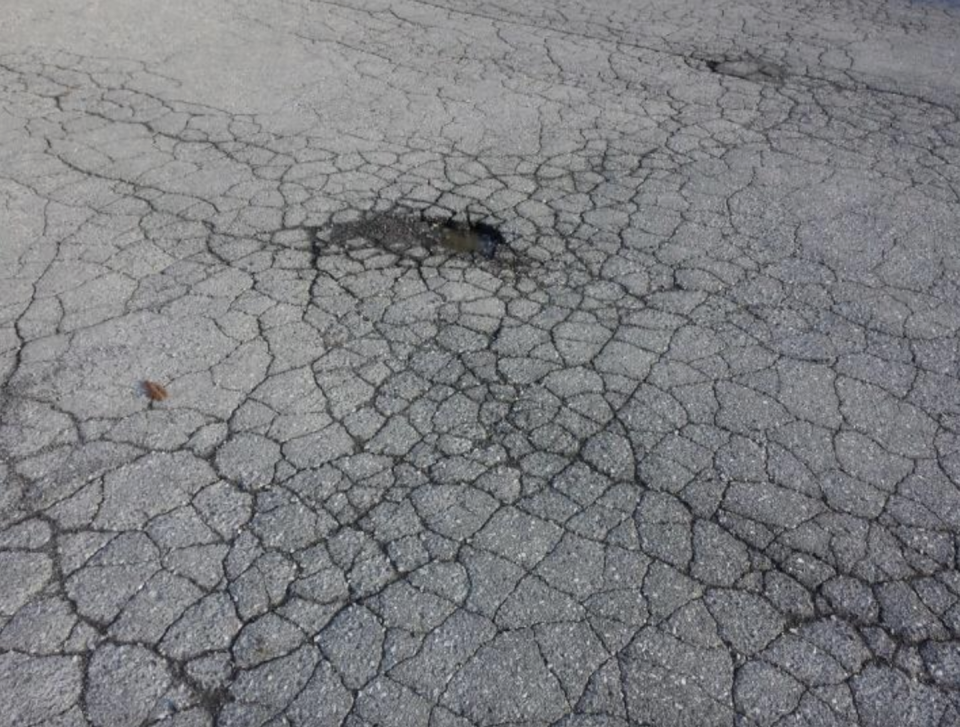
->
142;380;169;401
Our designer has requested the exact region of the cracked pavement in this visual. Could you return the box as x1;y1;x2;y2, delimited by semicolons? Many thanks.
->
1;0;960;725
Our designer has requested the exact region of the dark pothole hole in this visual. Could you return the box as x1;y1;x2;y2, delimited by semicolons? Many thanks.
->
316;210;508;263
703;55;786;84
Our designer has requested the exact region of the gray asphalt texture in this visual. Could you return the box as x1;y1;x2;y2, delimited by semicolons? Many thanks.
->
1;0;960;725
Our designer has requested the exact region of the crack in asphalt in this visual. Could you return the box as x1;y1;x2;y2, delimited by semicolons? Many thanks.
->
0;0;959;725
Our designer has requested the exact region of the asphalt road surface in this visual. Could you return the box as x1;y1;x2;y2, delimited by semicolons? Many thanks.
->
2;0;960;725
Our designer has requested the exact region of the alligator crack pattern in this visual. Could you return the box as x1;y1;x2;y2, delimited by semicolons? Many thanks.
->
0;0;959;725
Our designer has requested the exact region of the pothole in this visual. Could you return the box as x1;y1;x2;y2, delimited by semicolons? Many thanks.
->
436;220;504;259
316;211;508;263
703;56;786;84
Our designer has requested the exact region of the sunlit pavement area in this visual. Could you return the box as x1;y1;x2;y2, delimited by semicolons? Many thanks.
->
2;0;960;725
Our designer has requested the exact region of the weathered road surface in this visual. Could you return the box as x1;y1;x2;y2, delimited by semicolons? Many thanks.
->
2;0;960;725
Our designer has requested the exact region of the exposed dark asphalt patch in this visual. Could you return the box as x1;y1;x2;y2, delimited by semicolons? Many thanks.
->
704;56;787;84
318;211;506;262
